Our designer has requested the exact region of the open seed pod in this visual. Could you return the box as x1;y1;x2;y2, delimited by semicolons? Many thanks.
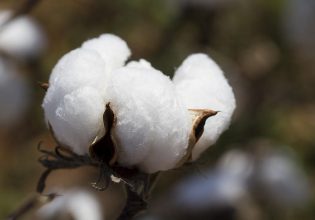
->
89;103;218;173
89;103;118;166
42;34;235;175
173;53;236;160
176;109;218;167
42;34;131;156
99;62;192;173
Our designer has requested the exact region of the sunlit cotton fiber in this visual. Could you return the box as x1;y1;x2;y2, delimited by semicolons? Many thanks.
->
42;48;108;155
82;34;131;73
107;62;191;173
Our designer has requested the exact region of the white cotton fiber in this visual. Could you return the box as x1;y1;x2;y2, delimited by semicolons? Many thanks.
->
107;64;191;173
0;10;46;60
43;48;109;155
38;189;103;220
48;48;108;98
126;59;153;69
0;58;30;127
82;34;131;73
44;87;106;155
173;53;236;160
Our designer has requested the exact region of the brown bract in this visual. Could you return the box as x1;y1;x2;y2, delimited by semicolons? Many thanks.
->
176;109;218;167
89;104;218;170
89;103;118;166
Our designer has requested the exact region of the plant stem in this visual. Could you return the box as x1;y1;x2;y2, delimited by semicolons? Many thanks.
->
117;186;148;220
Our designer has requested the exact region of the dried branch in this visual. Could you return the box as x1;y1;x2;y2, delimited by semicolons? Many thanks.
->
36;143;160;219
6;193;58;220
118;187;148;220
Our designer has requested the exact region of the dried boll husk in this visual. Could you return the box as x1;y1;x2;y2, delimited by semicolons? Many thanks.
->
173;53;236;160
176;109;218;166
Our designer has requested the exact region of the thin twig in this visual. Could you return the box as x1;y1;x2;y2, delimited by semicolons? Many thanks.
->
35;143;160;219
6;193;58;220
117;187;148;220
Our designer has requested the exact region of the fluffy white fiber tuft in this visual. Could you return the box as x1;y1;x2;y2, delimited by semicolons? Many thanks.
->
45;87;106;155
43;48;108;155
126;59;153;69
173;53;236;160
82;34;131;73
107;64;191;173
48;48;108;98
0;10;46;60
38;189;103;220
43;34;131;156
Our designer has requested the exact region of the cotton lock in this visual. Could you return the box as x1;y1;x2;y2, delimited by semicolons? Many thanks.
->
107;62;191;173
173;53;236;160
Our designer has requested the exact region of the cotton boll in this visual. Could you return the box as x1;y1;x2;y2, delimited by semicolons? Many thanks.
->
43;87;106;155
173;53;236;160
0;10;46;60
0;58;30;127
48;48;108;99
82;34;131;73
107;65;191;173
253;150;309;208
168;168;247;212
217;150;254;181
38;189;103;220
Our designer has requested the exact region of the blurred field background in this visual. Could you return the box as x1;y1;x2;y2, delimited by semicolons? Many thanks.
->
0;0;315;219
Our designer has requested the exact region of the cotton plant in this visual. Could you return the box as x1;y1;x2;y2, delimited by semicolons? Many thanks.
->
0;10;46;60
39;33;235;218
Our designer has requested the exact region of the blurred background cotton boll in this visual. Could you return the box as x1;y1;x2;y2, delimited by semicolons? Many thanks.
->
0;57;30;128
151;150;258;220
249;143;310;210
151;145;310;220
0;10;46;61
283;0;315;59
37;188;104;220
